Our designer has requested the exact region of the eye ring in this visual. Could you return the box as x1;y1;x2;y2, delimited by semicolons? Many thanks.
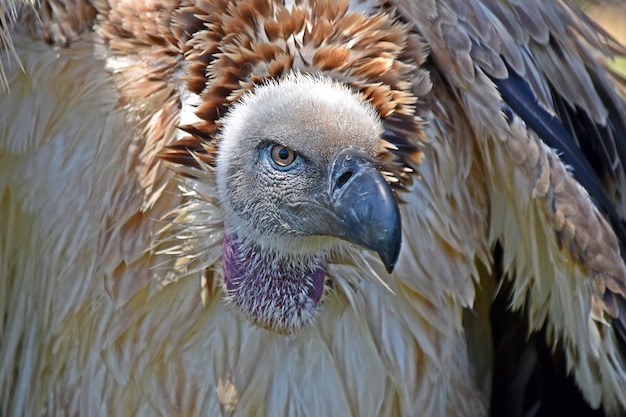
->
269;144;298;168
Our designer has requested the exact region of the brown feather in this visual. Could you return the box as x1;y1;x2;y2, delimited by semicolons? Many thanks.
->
160;0;427;191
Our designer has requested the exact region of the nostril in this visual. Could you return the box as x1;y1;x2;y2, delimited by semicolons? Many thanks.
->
335;170;353;190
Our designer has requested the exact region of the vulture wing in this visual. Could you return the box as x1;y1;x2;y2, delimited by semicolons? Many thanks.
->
1;0;626;417
394;0;626;414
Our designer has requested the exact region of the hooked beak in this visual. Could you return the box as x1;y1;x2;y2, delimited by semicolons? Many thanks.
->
306;148;402;273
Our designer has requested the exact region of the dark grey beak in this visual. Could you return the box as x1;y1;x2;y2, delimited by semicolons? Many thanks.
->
305;148;402;273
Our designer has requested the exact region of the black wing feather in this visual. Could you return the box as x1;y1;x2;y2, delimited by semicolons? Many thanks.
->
492;68;626;253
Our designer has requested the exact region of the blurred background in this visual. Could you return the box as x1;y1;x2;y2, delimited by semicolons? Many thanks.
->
579;1;626;76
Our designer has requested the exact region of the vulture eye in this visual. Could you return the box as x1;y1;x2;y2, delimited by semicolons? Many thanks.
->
269;144;298;169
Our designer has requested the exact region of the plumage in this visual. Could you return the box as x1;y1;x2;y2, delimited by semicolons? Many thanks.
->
2;1;626;416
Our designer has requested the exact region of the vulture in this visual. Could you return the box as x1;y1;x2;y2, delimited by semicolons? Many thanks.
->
2;0;626;416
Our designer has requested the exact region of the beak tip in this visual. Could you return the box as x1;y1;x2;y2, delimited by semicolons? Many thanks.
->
380;233;401;274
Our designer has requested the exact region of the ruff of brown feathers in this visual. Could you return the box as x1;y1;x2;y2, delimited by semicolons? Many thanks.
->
154;0;431;189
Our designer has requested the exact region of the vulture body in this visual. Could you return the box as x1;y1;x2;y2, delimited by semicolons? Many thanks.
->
1;0;626;416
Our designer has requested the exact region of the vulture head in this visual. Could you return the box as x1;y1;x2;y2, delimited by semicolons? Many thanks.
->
215;73;402;334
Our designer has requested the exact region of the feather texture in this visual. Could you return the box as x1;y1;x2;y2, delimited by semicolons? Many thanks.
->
2;1;626;416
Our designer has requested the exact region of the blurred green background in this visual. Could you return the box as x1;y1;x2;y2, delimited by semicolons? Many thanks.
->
578;1;626;77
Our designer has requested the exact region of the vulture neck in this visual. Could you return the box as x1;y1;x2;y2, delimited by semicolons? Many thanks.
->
221;232;326;334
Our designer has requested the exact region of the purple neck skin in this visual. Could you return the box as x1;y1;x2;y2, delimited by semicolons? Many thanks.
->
221;232;326;331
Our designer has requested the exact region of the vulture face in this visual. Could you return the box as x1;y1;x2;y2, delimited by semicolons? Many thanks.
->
216;73;402;333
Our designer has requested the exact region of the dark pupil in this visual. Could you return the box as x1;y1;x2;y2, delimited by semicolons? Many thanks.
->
278;148;290;160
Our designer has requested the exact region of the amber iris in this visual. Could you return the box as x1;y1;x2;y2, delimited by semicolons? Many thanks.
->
270;144;297;167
